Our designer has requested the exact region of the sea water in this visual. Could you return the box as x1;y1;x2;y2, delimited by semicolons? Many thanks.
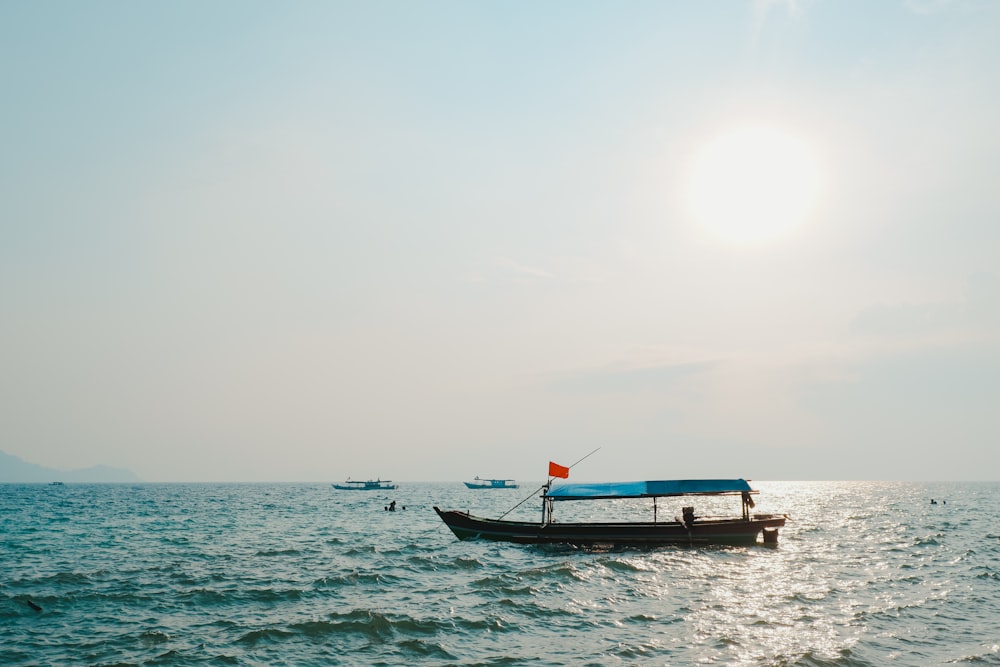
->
1;481;998;666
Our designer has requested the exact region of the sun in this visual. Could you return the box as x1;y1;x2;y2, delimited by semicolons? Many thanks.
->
687;124;822;245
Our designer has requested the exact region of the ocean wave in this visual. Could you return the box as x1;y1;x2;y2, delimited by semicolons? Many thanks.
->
623;612;663;624
175;588;231;605
402;553;485;572
449;555;486;570
16;570;93;587
511;563;586;583
139;630;170;646
946;643;1000;664
312;571;403;588
288;611;454;641
394;638;458;660
243;587;305;603
595;557;651;573
343;546;378;556
236;628;296;645
778;649;878;667
253;548;303;557
293;609;395;640
471;573;525;590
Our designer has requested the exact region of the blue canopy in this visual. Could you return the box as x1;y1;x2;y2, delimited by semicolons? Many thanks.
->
545;479;753;501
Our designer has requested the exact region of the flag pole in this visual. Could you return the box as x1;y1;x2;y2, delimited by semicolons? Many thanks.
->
547;446;601;482
496;448;602;522
567;447;601;471
540;447;601;523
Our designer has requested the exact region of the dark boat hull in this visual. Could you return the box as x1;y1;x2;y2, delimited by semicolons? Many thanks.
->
433;507;785;547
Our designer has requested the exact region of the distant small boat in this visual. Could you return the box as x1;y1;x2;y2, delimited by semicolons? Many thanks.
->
49;481;65;486
332;478;398;491
436;478;787;547
464;476;519;489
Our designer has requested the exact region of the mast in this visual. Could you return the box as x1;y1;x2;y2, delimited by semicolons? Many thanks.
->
541;481;551;524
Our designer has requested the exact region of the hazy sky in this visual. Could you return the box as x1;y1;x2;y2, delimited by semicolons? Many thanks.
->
3;1;998;482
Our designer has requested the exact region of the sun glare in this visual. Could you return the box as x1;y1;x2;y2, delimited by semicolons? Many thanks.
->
687;124;822;245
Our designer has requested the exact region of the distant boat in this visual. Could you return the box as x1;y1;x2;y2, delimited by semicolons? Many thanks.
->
48;481;65;486
464;476;518;489
435;478;787;547
332;478;398;491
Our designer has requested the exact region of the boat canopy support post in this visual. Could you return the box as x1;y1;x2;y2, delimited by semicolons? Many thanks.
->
653;496;658;524
741;491;755;521
542;493;554;526
541;486;553;526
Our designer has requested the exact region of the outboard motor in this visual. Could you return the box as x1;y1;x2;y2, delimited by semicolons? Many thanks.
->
682;506;695;529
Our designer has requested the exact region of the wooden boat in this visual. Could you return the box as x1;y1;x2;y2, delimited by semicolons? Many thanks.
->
464;476;519;489
434;479;786;547
331;478;398;491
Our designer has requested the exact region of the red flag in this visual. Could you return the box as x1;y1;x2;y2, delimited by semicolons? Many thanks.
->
548;461;570;479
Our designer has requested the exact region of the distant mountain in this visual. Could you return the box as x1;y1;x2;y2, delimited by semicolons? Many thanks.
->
0;450;141;483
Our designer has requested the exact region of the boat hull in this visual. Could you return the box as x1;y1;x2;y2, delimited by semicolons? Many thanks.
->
433;507;785;547
332;483;398;490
